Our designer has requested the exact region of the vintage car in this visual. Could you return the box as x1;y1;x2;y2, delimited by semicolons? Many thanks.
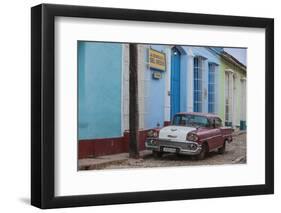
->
145;112;234;160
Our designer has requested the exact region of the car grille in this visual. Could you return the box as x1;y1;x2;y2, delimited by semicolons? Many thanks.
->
158;139;189;149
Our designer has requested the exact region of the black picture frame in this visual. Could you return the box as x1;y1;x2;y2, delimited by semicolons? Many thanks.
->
31;3;274;209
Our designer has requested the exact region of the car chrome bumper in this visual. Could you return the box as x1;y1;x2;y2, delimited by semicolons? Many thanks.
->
145;138;202;155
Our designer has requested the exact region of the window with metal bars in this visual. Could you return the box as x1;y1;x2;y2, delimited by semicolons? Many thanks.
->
193;57;204;112
208;63;217;113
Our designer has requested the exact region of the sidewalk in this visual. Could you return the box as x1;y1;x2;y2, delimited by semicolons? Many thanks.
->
78;150;152;170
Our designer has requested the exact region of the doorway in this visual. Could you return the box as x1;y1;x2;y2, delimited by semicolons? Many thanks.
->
170;47;181;120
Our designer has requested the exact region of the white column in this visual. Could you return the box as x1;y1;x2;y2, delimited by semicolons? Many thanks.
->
137;44;146;130
232;73;238;127
186;48;194;112
202;58;208;113
122;44;146;131
240;77;247;121
164;46;172;121
225;69;234;124
143;45;150;129
229;71;234;125
215;65;219;114
122;44;129;132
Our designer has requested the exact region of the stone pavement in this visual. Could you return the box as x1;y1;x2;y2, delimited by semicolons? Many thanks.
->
78;150;151;170
78;131;246;171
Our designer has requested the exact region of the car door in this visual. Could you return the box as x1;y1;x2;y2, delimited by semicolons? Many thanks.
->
213;118;224;147
207;118;224;149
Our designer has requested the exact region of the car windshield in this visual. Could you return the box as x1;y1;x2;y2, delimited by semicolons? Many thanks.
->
172;114;210;127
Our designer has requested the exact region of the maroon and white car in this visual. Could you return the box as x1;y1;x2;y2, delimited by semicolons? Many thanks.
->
145;112;234;160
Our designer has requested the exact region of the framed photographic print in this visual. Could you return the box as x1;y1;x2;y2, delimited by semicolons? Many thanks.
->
31;3;274;209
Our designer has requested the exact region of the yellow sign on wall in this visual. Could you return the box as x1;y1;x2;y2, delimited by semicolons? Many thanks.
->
149;48;166;71
152;71;162;79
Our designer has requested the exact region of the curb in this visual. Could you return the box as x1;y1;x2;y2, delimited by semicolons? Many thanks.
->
79;159;128;170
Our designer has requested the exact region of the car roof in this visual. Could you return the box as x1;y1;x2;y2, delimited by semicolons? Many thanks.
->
175;112;220;119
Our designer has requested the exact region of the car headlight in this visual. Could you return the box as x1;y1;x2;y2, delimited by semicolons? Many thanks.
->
147;129;159;138
153;131;158;137
186;132;198;141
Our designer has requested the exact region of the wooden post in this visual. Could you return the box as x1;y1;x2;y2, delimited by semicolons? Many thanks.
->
129;43;139;158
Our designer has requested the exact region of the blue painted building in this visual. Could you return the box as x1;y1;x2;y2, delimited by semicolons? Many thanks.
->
142;45;221;130
143;45;167;129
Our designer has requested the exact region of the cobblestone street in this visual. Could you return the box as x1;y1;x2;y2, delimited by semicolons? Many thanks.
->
80;133;246;170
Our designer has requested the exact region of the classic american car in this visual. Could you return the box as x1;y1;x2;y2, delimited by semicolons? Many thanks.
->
145;112;234;160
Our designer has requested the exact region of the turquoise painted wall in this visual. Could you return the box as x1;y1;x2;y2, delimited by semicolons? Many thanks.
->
78;42;122;140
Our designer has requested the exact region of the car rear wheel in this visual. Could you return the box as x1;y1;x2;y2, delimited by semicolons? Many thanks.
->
195;143;208;160
218;141;226;154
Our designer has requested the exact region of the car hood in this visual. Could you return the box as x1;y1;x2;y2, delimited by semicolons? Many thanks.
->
159;125;197;142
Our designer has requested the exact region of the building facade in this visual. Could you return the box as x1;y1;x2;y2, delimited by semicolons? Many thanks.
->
78;42;246;158
219;51;247;129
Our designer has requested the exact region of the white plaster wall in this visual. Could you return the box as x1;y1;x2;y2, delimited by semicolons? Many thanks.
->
164;46;172;121
137;44;146;129
122;44;130;131
122;44;147;131
186;47;195;112
202;58;208;112
215;65;220;115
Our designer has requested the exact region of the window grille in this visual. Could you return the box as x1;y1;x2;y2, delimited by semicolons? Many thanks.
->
208;63;216;113
193;57;204;112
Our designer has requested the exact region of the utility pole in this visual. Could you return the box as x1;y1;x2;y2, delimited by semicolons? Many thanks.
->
129;43;139;158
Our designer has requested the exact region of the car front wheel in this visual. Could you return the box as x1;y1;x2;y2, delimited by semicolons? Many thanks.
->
195;143;208;160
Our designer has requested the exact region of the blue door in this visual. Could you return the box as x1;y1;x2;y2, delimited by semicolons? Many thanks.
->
171;48;181;120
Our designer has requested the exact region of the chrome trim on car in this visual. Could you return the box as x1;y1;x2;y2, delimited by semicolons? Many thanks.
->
145;138;202;155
